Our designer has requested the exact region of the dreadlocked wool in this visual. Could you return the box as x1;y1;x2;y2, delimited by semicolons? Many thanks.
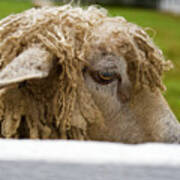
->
0;5;172;139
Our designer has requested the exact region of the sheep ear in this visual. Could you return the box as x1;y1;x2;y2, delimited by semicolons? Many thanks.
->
0;47;53;89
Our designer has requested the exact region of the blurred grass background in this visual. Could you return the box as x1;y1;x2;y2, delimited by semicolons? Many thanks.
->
0;0;179;120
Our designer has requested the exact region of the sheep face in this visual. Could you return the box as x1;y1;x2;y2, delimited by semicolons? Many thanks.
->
0;5;179;143
82;21;180;143
84;51;180;143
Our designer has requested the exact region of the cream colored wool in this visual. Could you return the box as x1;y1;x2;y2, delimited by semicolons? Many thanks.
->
0;5;172;139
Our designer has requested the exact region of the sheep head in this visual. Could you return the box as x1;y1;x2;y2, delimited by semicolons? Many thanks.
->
0;5;179;143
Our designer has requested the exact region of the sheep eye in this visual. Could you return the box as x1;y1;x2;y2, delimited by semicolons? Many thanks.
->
91;71;118;85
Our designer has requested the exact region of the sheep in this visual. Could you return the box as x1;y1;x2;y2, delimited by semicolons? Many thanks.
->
0;4;179;143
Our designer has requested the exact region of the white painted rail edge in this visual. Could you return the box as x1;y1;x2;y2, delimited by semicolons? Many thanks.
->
0;140;180;180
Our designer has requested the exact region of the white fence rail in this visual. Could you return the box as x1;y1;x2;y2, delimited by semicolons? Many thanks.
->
160;0;180;13
0;140;180;180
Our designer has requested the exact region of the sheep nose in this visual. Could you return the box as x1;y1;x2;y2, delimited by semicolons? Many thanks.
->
118;81;132;103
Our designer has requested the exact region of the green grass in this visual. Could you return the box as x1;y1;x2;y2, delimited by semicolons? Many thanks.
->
0;0;32;19
0;1;179;120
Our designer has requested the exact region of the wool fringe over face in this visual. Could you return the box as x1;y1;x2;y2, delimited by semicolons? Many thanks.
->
0;5;173;139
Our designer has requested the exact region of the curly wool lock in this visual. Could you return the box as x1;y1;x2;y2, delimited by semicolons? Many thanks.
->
0;5;172;139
